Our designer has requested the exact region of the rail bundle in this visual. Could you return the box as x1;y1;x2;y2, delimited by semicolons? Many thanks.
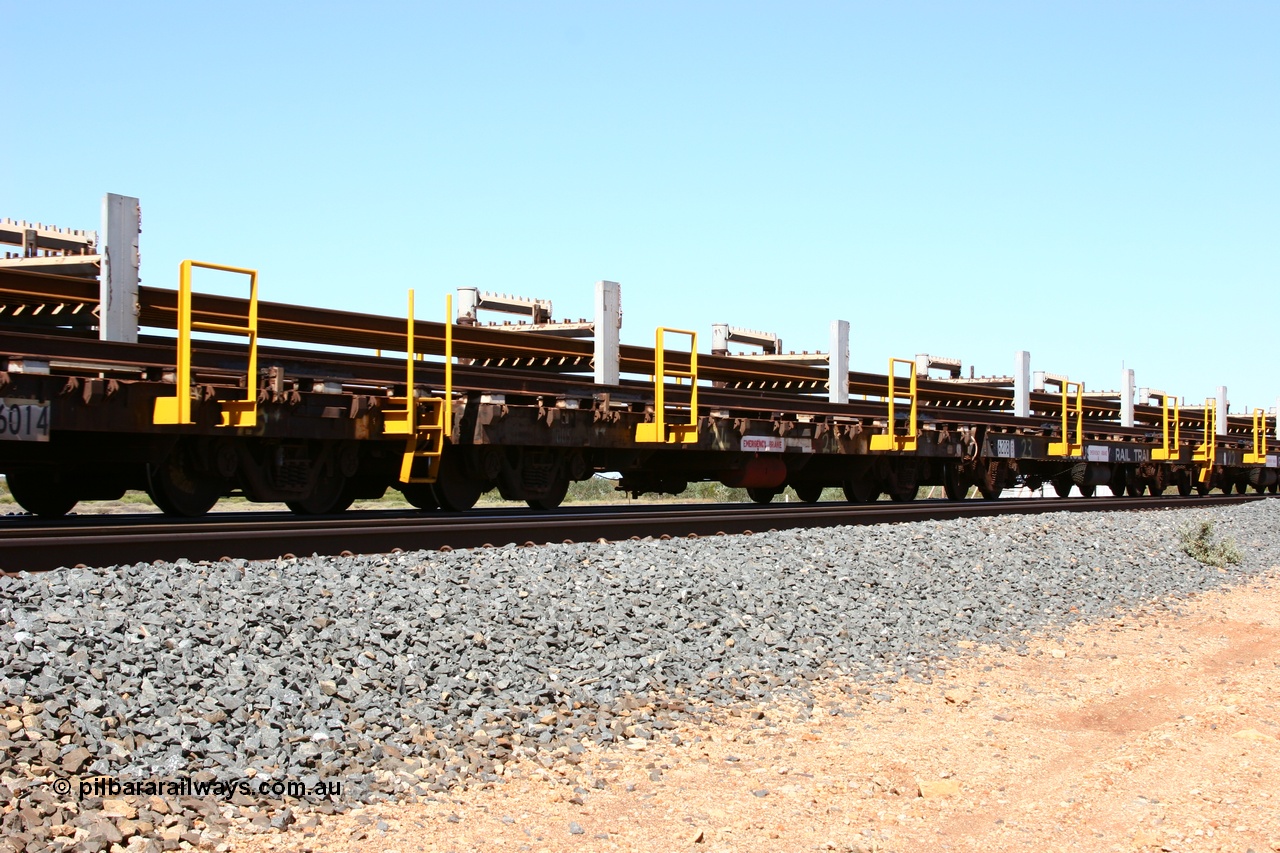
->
0;199;1275;518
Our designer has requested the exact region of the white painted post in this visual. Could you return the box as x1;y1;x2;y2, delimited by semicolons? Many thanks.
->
593;280;620;386
456;287;479;324
100;193;140;343
1014;351;1030;417
829;320;849;404
711;323;730;356
1121;369;1135;428
1217;386;1229;436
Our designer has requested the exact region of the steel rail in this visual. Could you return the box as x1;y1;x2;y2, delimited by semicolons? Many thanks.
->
0;493;1267;572
0;267;1271;437
0;328;1262;454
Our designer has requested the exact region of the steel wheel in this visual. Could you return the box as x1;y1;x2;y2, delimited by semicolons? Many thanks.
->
399;482;440;510
942;464;966;501
527;475;570;511
1078;483;1096;497
431;445;485;512
147;450;222;517
746;487;778;504
6;471;78;518
977;461;1004;500
1176;473;1192;497
1050;475;1074;498
842;476;880;503
792;484;823;503
286;473;353;515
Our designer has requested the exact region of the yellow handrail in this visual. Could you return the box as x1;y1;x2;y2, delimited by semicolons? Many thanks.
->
1048;380;1084;456
635;327;698;444
1244;407;1267;464
1149;392;1180;461
383;291;452;483
153;260;258;427
870;358;918;451
1193;398;1216;483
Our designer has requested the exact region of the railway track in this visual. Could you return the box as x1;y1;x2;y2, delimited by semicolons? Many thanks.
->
0;493;1268;572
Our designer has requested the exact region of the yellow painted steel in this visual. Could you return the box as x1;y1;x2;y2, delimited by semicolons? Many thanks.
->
1047;380;1084;457
1244;408;1267;464
1193;399;1216;483
153;260;259;427
870;358;918;451
1149;392;1180;461
635;328;699;444
383;291;452;483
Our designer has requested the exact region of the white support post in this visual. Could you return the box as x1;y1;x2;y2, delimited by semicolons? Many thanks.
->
1014;351;1030;418
1275;397;1279;442
456;287;479;324
593;280;620;386
100;193;140;343
1121;368;1135;428
711;323;730;356
829;320;849;405
1216;386;1229;436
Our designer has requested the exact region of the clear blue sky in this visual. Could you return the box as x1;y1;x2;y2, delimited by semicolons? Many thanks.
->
6;2;1278;411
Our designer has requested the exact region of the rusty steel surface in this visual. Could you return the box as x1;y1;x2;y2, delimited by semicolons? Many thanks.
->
0;493;1269;572
0;265;1269;437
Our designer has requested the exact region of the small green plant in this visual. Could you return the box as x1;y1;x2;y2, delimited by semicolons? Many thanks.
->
1180;519;1242;568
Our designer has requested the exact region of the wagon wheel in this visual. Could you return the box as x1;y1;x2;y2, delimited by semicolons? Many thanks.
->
1050;475;1074;498
792;484;823;503
1127;481;1146;497
6;470;78;518
286;473;354;515
977;461;1004;500
527;474;570;511
1176;472;1192;497
431;444;486;512
1078;483;1096;498
942;464;966;501
147;446;222;517
842;476;880;503
746;487;778;504
399;482;440;511
1195;481;1210;496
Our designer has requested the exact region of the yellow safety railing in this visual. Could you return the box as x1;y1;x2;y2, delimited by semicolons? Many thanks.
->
153;260;259;427
1149;391;1180;461
383;291;452;483
870;358;918;452
1047;380;1084;456
1192;398;1216;483
1244;408;1267;464
635;327;699;444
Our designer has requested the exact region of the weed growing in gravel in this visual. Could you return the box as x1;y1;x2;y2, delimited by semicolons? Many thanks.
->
1180;519;1242;567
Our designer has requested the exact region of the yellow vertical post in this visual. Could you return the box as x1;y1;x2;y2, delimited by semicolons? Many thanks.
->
175;260;193;425
444;294;453;410
406;289;415;402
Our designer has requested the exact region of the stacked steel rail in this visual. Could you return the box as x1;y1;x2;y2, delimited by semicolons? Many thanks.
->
0;230;1277;519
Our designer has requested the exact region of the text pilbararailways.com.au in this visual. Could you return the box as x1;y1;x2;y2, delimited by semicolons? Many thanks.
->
43;775;343;801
